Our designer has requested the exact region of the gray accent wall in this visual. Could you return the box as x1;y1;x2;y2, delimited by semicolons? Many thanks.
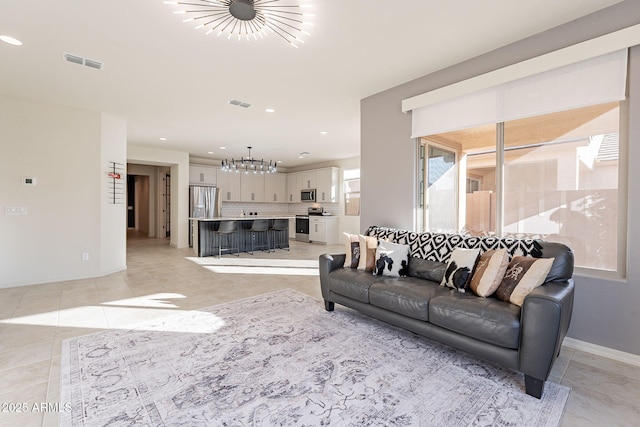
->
360;1;640;356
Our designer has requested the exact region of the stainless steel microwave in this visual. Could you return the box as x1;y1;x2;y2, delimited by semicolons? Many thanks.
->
301;188;316;202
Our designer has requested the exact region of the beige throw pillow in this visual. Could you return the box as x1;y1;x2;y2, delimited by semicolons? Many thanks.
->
357;235;378;272
469;249;510;297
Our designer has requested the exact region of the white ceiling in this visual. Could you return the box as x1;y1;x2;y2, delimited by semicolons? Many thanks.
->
0;0;623;168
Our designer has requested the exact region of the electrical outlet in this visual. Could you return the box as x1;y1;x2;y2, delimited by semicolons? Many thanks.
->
81;253;90;261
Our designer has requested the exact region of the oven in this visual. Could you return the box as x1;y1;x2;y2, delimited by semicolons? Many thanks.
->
295;215;309;242
295;207;324;242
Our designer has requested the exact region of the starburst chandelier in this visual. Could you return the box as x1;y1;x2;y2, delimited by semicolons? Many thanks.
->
164;0;314;47
221;146;278;173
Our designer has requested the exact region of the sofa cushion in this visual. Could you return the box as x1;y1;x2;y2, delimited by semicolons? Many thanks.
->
408;257;446;283
429;293;522;349
369;277;446;321
374;241;410;277
328;268;379;303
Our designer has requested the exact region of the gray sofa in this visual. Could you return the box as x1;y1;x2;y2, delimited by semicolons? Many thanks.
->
319;226;575;398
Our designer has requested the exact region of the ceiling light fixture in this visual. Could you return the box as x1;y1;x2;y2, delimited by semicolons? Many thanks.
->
164;0;313;48
265;108;275;113
221;146;278;174
0;35;23;46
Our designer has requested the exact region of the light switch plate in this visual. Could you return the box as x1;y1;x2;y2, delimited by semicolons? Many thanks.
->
5;206;27;215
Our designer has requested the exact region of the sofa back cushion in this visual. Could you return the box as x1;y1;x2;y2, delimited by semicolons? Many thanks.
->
407;257;446;283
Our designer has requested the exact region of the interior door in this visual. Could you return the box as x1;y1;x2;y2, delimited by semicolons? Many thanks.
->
426;145;458;232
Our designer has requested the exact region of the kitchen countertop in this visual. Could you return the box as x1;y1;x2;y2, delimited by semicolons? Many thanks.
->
189;215;296;221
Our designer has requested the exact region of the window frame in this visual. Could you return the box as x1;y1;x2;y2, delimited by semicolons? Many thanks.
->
416;102;628;279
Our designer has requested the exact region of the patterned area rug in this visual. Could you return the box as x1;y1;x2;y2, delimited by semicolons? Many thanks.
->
60;290;569;426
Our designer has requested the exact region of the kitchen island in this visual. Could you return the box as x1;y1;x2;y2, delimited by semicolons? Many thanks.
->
190;216;294;257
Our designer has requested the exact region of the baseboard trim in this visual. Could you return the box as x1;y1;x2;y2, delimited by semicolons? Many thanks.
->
563;337;640;367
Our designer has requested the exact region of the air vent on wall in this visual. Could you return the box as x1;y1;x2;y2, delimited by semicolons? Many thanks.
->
63;52;104;70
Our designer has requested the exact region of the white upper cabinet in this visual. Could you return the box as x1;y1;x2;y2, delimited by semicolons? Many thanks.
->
301;171;316;189
265;173;286;203
240;172;265;202
316;167;339;203
189;165;216;185
216;168;241;201
285;167;340;203
287;173;302;203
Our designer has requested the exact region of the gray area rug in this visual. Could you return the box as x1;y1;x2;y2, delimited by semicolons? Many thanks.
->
60;289;569;426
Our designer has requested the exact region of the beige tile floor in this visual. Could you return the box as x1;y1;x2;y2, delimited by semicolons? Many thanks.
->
1;235;639;426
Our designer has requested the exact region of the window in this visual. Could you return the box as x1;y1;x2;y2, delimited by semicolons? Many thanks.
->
344;169;360;216
420;102;623;273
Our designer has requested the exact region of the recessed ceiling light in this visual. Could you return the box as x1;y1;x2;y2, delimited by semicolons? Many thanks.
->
265;108;275;113
320;131;328;135
159;137;167;141
0;35;22;46
219;146;226;150
208;151;214;154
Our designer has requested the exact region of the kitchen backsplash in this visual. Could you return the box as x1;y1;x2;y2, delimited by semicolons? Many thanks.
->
221;202;340;217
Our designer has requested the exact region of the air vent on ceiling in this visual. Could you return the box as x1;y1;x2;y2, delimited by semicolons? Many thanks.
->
228;99;251;108
63;52;104;70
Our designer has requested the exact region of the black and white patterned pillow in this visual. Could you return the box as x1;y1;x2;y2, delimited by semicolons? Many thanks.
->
374;241;410;277
440;248;480;292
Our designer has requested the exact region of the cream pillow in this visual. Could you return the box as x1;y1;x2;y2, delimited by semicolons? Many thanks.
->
357;235;378;272
469;249;510;297
342;233;360;268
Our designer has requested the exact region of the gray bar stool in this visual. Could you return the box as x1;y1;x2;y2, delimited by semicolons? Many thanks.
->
269;219;290;251
214;221;239;258
249;219;271;254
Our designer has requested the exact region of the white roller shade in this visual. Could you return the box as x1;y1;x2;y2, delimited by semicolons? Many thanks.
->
411;49;628;138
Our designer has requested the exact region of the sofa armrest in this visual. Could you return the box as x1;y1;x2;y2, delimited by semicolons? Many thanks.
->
319;253;346;301
519;278;575;383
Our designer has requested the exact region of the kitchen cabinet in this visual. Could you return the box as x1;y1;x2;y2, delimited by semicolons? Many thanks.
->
309;216;339;245
265;173;286;203
289;218;296;239
301;171;316;189
287;173;302;203
240;172;265;202
189;165;216;185
316;167;339;202
216;169;241;201
286;167;339;203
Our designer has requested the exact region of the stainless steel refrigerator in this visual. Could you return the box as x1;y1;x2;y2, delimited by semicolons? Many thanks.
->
189;185;222;247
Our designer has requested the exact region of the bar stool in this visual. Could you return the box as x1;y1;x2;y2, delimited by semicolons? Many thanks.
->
213;221;239;258
269;219;290;251
249;219;271;254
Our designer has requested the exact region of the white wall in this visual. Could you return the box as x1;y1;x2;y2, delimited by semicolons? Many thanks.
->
360;2;640;356
100;114;127;274
127;144;190;248
0;95;127;288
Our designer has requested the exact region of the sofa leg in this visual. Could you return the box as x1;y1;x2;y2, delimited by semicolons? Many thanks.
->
324;300;334;311
525;375;544;399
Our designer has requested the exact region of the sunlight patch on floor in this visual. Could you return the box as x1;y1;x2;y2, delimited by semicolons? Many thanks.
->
203;265;318;276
